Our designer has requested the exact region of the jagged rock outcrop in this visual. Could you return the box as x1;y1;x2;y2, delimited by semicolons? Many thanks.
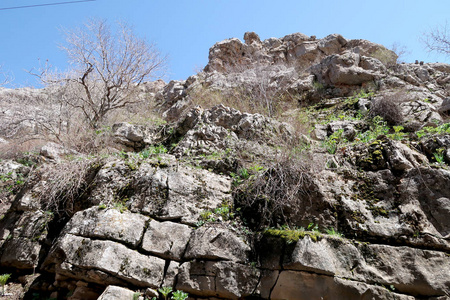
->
204;32;396;73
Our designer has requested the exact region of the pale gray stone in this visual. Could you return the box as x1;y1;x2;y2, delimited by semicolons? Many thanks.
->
141;220;192;260
44;234;165;288
65;207;149;247
185;224;251;263
176;261;259;300
270;270;415;300
97;286;135;300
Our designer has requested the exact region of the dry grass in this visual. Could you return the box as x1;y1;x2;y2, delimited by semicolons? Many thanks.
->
188;63;302;119
188;83;300;123
0;139;47;160
30;158;103;215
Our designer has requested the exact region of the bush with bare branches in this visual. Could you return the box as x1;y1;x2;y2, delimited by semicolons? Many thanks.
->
29;158;104;216
369;92;405;125
233;154;316;229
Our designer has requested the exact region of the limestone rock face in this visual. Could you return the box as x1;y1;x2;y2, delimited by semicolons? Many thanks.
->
44;234;165;288
312;51;385;86
128;163;232;225
64;207;149;247
97;285;136;300
280;236;450;296
2;31;450;300
205;32;396;74
0;210;52;269
40;142;77;162
141;220;192;260
112;122;153;151
270;271;416;300
184;224;251;263
176;260;260;300
172;104;293;161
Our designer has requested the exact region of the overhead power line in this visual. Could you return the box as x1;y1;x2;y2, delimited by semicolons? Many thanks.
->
0;0;95;11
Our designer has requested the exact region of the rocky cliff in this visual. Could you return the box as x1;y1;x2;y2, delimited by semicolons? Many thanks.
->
0;32;449;300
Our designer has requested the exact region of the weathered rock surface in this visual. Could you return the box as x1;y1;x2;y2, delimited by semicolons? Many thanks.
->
1;31;450;300
184;224;251;263
44;234;165;288
278;236;450;296
142;220;192;260
0;210;52;269
204;32;395;74
176;260;260;300
269;271;416;300
97;285;136;300
64;207;149;247
40;142;77;162
128;162;232;225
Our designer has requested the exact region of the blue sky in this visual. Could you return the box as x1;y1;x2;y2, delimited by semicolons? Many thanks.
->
0;0;449;87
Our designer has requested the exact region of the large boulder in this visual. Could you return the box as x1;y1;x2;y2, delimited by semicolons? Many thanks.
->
44;234;165;288
0;210;53;269
63;207;149;247
141;220;192;260
269;271;415;300
128;162;232;225
184;224;251;263
176;260;260;299
312;50;385;86
97;286;136;300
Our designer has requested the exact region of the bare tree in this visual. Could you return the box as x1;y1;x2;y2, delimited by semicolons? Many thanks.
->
423;22;450;57
33;19;166;129
390;42;410;63
0;65;12;86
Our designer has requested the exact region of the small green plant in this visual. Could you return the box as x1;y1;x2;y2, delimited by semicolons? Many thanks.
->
323;129;345;154
307;222;320;232
433;148;445;164
0;171;26;195
0;273;11;296
114;202;128;213
133;292;141;300
171;290;189;300
140;145;168;159
356;116;389;143
325;227;344;238
313;80;325;93
390;125;406;140
98;203;107;209
158;286;173;300
264;225;323;244
16;156;36;167
416;123;450;139
196;204;235;227
248;164;265;173
238;168;250;180
214;204;234;221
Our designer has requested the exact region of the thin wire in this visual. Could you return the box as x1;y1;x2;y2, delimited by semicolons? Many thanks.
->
0;0;95;11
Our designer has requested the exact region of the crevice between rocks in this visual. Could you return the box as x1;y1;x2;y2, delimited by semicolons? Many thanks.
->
268;270;280;299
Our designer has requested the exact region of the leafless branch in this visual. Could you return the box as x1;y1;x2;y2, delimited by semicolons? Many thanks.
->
0;65;13;86
423;22;450;57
